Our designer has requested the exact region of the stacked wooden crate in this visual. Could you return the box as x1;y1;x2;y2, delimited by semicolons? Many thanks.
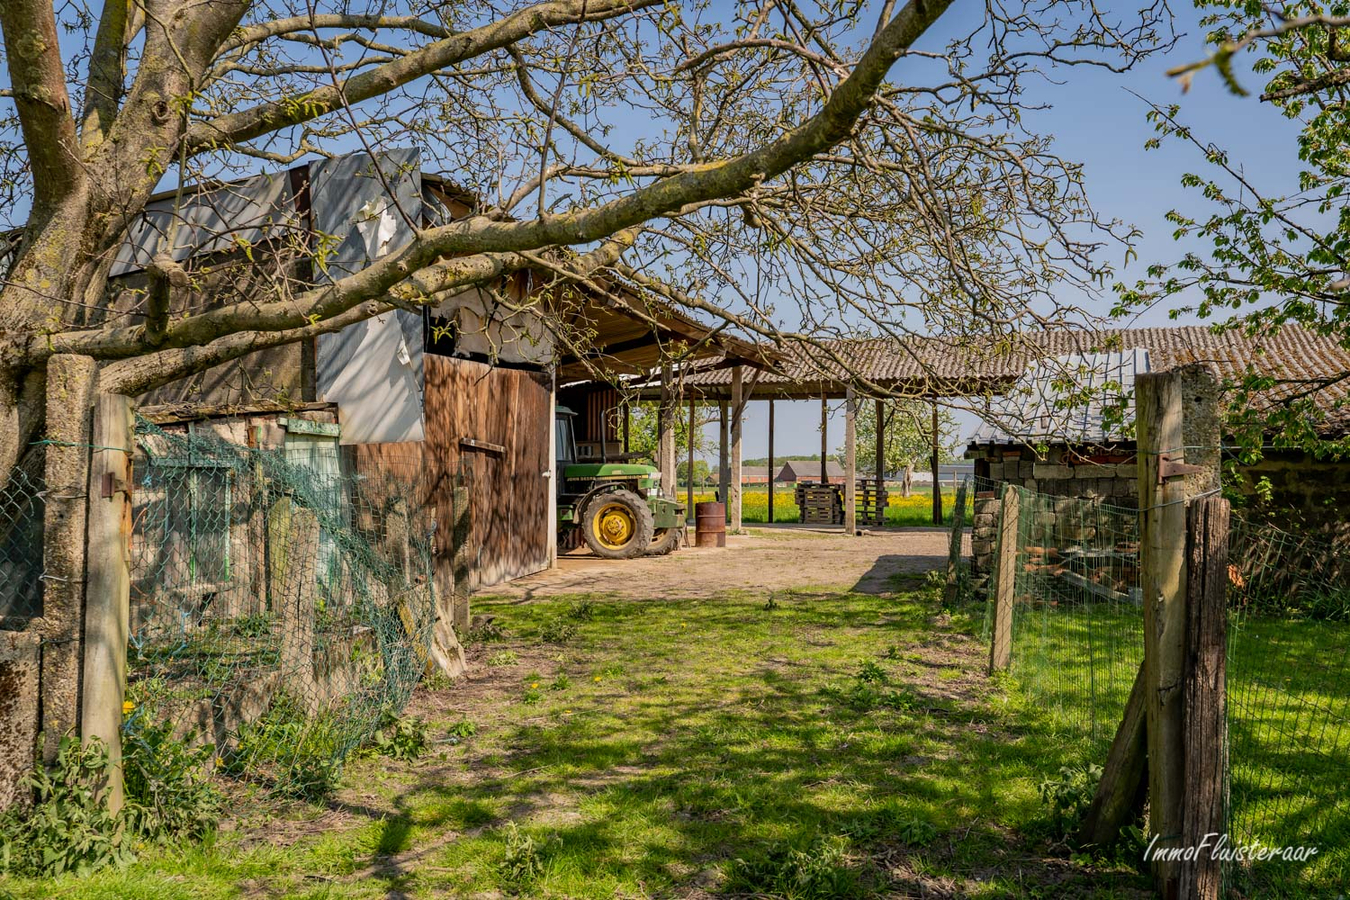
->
795;482;842;524
857;478;887;526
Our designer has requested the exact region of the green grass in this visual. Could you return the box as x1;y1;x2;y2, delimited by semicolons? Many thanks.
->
3;587;1152;899
681;487;956;526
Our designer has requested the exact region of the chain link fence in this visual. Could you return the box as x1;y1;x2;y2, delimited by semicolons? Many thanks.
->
127;419;457;797
0;450;46;624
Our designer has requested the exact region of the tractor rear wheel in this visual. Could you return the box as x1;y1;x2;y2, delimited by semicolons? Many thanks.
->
581;490;655;559
647;525;684;556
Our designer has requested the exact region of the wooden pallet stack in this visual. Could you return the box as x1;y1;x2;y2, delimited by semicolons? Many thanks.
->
857;478;888;526
795;482;842;524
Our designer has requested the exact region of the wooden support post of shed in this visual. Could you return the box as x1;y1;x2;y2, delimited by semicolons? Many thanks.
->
1180;494;1229;900
1135;364;1221;893
988;483;1019;673
767;400;775;524
875;398;885;498
687;398;695;530
80;392;134;814
730;366;743;533
41;354;98;763
844;388;857;535
658;364;676;498
623;403;631;453
718;400;729;507
820;397;828;484
931;403;942;525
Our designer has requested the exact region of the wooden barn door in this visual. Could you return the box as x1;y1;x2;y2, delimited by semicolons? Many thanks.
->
424;356;551;593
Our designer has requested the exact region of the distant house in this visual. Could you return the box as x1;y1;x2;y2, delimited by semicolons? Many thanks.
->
740;466;772;485
776;460;846;484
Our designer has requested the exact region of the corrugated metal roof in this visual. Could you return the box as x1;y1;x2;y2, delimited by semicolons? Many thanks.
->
967;349;1150;444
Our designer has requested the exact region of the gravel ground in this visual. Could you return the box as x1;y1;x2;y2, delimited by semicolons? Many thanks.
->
486;524;964;601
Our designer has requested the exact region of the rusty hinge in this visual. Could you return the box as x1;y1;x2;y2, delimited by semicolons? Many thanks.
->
1157;454;1206;483
100;471;132;499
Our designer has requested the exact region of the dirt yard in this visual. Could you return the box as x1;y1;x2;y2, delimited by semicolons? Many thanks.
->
491;525;960;601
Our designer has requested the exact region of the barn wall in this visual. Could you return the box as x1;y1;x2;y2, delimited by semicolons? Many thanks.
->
423;355;552;594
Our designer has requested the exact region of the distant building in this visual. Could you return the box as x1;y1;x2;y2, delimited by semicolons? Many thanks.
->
775;460;846;484
740;466;772;484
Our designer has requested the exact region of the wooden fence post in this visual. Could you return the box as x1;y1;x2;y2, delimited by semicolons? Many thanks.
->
988;484;1019;673
79;393;134;813
1136;364;1221;892
1180;495;1229;900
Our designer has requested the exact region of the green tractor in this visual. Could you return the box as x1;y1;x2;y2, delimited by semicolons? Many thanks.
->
555;406;685;559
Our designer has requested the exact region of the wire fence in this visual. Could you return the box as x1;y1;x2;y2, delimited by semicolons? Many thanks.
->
126;419;457;797
972;480;1349;896
1224;515;1350;897
984;483;1144;759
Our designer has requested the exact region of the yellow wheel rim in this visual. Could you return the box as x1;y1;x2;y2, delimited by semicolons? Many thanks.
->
593;502;636;550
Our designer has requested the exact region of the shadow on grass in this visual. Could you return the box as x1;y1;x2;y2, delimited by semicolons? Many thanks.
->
321;592;1154;898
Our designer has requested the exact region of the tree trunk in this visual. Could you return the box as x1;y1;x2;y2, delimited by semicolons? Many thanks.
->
902;464;913;498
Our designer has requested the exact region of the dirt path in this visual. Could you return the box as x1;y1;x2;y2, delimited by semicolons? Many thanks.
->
487;525;961;601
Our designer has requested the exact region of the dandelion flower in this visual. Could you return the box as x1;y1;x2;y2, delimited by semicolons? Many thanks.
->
122;700;135;714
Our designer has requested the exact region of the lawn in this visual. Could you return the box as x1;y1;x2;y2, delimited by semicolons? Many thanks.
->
681;487;957;526
1;581;1152;899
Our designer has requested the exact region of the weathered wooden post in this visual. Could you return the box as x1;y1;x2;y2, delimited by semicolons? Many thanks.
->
686;398;695;531
79;393;134;812
819;397;828;484
767;400;775;524
272;502;320;711
988;483;1019;672
729;366;743;533
943;478;967;605
844;388;857;534
40;355;98;762
658;363;676;498
717;399;729;505
1135;364;1220;892
930;403;942;524
1180;494;1229;900
875;399;886;525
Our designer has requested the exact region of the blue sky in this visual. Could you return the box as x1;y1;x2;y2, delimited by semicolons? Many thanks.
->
720;2;1306;461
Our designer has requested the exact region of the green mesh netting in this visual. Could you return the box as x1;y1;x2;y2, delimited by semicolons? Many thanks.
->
127;418;449;797
1224;515;1350;897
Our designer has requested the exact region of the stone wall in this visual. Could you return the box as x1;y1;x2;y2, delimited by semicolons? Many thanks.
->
1231;450;1350;535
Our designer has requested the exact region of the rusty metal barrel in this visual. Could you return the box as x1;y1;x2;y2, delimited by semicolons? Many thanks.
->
694;502;727;548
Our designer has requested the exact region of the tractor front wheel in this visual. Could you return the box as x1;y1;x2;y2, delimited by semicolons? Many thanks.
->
581;490;655;559
647;525;684;556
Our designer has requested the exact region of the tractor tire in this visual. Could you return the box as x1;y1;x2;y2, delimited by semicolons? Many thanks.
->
581;490;655;559
647;525;684;556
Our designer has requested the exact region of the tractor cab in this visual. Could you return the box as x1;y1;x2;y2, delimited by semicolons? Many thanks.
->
554;405;685;559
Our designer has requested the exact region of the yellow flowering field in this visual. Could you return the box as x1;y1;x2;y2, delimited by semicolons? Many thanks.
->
677;487;952;526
